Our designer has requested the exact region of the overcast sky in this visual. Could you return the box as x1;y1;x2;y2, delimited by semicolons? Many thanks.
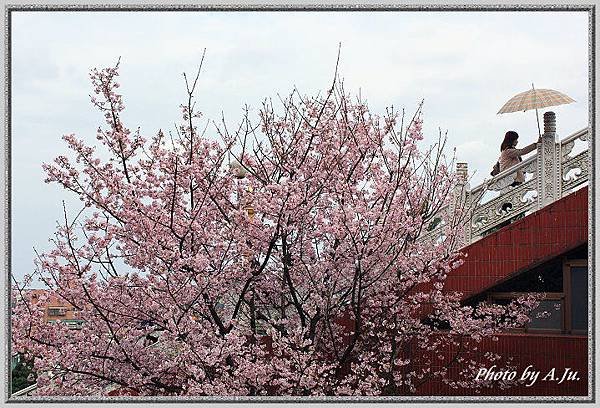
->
11;10;589;279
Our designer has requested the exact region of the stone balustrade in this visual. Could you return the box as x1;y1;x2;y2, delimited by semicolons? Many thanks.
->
423;112;589;247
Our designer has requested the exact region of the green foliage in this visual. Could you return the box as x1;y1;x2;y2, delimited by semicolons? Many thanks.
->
11;356;35;393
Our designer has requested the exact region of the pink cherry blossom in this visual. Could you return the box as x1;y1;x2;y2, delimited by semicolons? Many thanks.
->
12;61;539;396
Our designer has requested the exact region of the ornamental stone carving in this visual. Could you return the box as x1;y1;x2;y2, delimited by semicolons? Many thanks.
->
423;123;588;246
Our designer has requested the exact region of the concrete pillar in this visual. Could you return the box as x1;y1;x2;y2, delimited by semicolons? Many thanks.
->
537;111;560;207
456;162;468;184
453;162;471;246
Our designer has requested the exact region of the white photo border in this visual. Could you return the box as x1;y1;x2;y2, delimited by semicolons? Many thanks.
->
2;2;595;404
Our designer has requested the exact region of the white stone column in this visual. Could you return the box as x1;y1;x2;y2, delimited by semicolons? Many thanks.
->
452;162;470;246
537;111;561;208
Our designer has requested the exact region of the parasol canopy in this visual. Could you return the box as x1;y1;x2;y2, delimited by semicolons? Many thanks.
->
497;85;575;136
497;88;575;114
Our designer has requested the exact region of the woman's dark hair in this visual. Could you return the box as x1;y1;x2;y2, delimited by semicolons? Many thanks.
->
501;131;519;151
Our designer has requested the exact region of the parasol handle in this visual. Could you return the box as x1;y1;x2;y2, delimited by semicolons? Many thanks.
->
532;83;541;137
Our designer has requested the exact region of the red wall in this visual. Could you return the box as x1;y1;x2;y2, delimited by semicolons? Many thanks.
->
416;187;590;397
446;187;588;299
414;333;588;396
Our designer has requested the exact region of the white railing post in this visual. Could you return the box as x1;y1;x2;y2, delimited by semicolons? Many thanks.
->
453;162;471;246
537;111;561;208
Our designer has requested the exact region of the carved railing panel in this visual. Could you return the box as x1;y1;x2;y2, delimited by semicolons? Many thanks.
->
562;151;588;191
560;129;589;194
560;128;588;161
470;178;537;237
419;126;589;247
419;205;449;242
487;156;537;192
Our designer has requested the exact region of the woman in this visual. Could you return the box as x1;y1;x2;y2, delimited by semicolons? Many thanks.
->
499;130;541;187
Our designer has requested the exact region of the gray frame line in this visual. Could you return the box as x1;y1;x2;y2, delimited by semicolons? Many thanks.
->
3;2;595;404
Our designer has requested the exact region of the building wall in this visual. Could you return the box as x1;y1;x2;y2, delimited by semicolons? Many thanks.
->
414;333;587;396
414;186;589;396
27;289;80;323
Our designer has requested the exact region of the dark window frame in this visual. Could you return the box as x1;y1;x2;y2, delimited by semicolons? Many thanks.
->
47;307;67;317
487;291;565;334
563;259;588;335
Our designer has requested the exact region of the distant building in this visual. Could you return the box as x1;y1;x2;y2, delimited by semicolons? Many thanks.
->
27;289;84;329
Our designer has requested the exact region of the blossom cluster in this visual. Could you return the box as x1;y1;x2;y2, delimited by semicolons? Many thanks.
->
12;63;537;396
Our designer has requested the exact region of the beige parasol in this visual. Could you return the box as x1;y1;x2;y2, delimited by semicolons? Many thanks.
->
497;84;575;136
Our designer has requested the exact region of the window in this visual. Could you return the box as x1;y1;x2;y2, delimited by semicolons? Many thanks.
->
487;292;564;333
65;320;84;330
527;298;564;330
480;257;565;334
477;254;588;335
47;307;66;317
564;260;588;334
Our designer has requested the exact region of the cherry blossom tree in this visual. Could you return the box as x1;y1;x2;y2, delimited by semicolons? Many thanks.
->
12;58;539;397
